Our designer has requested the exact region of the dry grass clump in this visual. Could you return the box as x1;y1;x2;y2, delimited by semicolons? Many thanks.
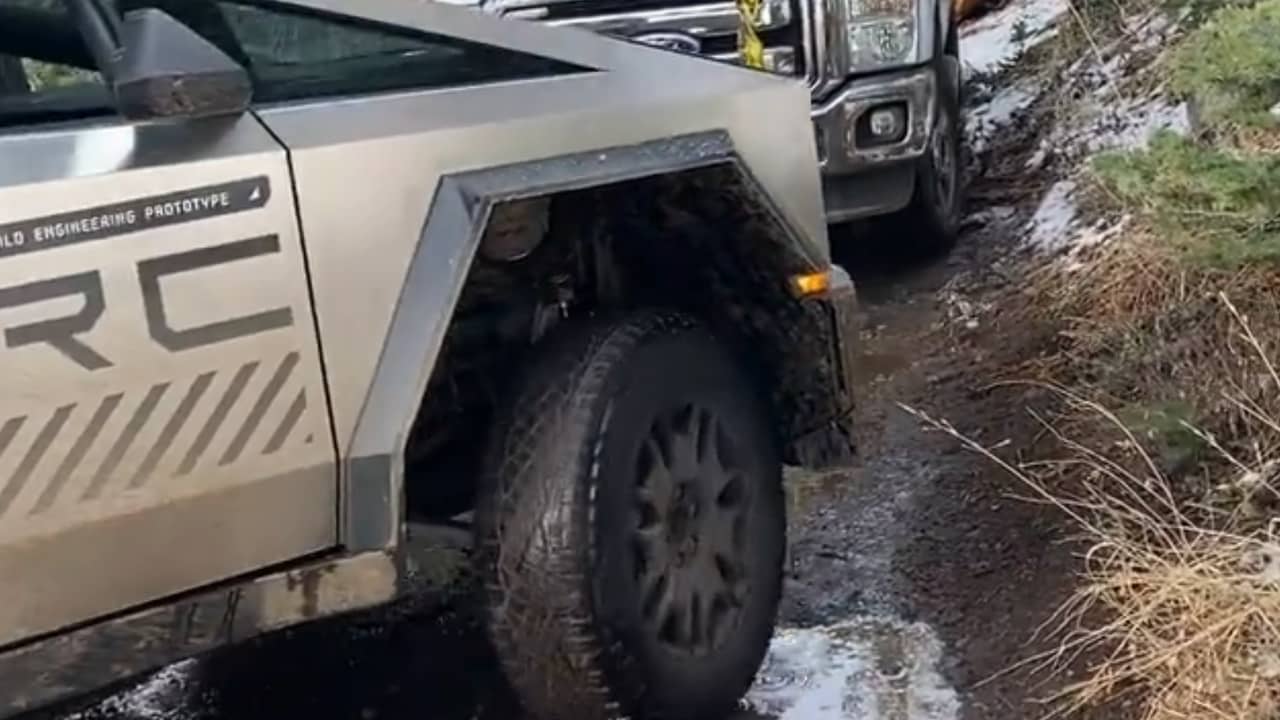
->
1015;228;1280;472
905;312;1280;718
915;227;1280;718
1046;509;1280;720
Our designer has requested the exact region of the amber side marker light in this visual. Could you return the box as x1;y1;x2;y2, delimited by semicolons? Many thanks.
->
790;269;832;297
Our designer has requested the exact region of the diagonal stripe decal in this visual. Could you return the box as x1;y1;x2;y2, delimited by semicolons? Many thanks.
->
263;389;306;456
83;383;169;501
129;372;215;489
31;394;123;515
0;406;73;517
177;361;258;476
220;352;298;466
0;416;26;461
0;417;28;518
0;350;317;518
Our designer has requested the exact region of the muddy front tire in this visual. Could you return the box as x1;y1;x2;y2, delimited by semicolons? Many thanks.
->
874;43;964;256
474;311;785;720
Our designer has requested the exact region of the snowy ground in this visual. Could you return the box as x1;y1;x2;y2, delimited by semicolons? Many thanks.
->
959;0;1072;77
960;0;1192;258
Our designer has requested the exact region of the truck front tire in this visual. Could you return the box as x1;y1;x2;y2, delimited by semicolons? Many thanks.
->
474;310;785;720
876;33;964;256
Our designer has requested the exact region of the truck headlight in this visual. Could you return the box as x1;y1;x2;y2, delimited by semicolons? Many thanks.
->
845;0;917;71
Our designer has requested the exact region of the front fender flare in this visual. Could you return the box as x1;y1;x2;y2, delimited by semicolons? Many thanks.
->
342;131;837;551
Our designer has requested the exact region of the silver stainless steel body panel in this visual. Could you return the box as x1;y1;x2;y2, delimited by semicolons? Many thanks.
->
0;117;336;649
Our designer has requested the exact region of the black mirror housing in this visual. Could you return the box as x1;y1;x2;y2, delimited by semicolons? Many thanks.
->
109;9;252;121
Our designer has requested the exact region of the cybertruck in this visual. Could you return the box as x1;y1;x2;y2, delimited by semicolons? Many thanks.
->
0;1;858;717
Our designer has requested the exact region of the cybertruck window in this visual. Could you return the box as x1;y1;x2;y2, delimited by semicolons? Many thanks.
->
210;0;593;103
0;0;111;129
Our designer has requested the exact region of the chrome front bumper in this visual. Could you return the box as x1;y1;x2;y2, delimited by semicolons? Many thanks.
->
811;65;937;176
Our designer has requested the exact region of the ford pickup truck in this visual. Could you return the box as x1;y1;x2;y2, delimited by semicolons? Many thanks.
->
454;0;968;253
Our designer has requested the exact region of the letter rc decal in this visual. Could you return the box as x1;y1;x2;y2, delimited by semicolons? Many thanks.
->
0;235;295;370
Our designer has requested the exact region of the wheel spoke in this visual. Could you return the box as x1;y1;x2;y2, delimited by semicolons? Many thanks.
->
634;530;667;583
715;473;749;511
636;435;674;512
657;578;691;645
688;590;705;650
680;546;744;651
700;509;746;605
642;570;676;624
706;595;733;649
705;503;739;556
667;405;700;477
693;409;721;471
703;546;740;599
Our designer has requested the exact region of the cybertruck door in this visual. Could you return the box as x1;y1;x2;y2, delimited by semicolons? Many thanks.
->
0;71;336;645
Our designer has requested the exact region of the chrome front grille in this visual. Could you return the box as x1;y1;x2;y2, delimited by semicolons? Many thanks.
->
487;0;811;84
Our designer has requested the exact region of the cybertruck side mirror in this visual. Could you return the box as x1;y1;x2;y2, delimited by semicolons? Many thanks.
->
69;0;253;121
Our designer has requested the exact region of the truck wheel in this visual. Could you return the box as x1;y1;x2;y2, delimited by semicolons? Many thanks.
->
877;47;964;256
474;311;785;720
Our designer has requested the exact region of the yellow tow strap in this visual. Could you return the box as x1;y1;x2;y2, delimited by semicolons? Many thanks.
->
736;0;766;69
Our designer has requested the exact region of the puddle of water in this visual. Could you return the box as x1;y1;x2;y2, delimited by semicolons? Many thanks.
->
745;616;960;720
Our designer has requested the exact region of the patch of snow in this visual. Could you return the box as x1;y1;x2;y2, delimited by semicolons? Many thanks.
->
966;80;1041;155
986;0;1193;260
1087;96;1190;153
1063;7;1176;89
1011;3;1188;172
1025;140;1050;170
747;615;960;720
65;661;198;720
1026;92;1189;171
1034;204;1133;263
959;0;1071;77
1025;180;1079;252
